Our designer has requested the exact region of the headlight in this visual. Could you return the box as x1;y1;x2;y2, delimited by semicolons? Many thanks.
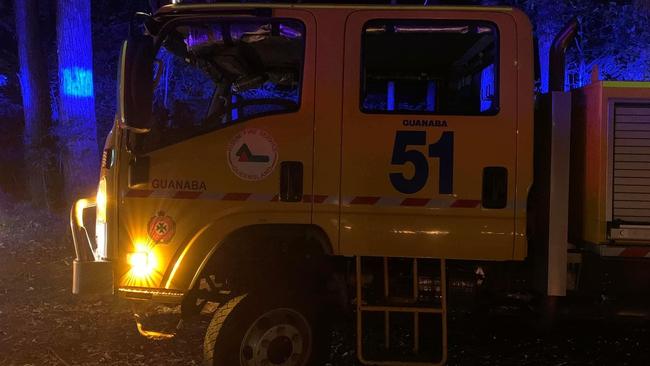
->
95;177;108;259
96;177;107;222
127;241;158;280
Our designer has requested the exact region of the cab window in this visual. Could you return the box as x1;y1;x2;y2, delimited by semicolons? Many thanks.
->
361;20;499;115
141;19;305;151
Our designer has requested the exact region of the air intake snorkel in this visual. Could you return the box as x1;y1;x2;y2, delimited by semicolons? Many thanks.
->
549;18;578;92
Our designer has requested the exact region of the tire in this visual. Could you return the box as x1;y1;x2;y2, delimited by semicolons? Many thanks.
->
203;292;327;366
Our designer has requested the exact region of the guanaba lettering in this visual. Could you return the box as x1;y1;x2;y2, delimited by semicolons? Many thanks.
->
402;119;448;127
151;179;207;191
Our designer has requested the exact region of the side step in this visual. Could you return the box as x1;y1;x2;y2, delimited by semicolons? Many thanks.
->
611;225;650;243
356;257;447;365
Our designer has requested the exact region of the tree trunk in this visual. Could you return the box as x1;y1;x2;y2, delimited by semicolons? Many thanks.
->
14;0;54;208
56;0;99;204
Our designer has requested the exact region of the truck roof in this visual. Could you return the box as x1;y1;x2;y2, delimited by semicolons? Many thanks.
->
155;3;514;17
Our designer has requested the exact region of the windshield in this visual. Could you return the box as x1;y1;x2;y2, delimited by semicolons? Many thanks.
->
140;18;305;151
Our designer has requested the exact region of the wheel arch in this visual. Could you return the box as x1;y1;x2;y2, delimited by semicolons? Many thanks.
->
163;223;334;292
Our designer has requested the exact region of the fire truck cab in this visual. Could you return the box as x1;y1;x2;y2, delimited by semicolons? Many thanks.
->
69;3;650;366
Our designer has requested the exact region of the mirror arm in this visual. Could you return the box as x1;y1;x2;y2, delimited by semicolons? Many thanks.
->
118;120;151;134
124;129;142;156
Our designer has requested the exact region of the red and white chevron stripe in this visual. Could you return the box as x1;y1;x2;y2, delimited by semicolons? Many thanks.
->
125;190;481;208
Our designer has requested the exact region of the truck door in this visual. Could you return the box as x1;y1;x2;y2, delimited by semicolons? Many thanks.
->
116;11;316;290
340;10;520;260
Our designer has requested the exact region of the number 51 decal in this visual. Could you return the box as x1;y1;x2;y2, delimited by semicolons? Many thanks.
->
390;131;453;194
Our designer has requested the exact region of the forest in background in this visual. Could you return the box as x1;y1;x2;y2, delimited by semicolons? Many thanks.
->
1;0;650;208
0;0;150;207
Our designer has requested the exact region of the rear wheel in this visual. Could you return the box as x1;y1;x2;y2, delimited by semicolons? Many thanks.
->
203;292;325;366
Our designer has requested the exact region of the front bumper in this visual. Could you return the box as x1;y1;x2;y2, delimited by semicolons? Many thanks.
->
71;198;114;295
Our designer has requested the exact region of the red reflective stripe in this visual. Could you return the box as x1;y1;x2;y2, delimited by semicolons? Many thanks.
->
401;198;430;207
126;190;480;209
173;191;202;199
619;247;650;257
222;193;251;201
351;196;380;205
450;199;481;208
126;190;153;198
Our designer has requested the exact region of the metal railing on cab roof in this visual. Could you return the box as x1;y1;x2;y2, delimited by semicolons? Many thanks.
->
149;0;453;12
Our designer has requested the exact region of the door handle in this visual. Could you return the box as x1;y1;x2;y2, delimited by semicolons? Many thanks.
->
482;167;508;209
280;161;303;202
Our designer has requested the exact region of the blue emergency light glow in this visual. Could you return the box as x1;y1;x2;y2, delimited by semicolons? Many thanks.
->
231;95;239;121
480;64;495;112
62;67;94;98
387;81;395;111
426;81;436;112
0;74;8;87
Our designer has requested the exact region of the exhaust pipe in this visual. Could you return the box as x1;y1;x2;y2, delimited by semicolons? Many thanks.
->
549;18;578;92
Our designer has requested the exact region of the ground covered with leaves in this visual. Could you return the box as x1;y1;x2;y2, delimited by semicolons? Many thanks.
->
0;199;649;365
0;200;202;366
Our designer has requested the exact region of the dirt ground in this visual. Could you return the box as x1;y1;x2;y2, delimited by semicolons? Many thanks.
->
0;201;203;366
0;201;649;366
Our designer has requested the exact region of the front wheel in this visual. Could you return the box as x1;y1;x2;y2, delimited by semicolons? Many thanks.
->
203;293;326;366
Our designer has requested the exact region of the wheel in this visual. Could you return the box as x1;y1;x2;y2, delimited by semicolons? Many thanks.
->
203;292;327;366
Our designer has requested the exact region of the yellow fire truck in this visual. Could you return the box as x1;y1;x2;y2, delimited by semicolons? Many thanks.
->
70;3;650;365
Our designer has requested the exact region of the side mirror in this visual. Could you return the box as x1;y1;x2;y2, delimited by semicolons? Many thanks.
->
119;35;154;133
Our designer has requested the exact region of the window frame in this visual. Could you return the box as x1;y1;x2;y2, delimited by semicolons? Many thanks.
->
359;18;501;117
137;15;307;153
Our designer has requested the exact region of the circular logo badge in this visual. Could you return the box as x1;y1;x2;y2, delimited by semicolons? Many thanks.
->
147;211;176;243
227;128;278;181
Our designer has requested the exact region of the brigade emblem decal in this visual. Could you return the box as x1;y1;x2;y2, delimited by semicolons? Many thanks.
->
147;211;176;243
227;128;278;181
